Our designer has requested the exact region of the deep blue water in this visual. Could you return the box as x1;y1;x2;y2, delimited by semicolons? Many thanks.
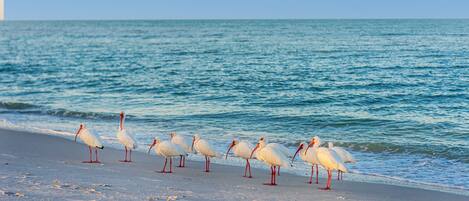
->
0;20;468;192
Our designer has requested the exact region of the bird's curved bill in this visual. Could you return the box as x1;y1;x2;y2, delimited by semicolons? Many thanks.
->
225;141;235;160
249;143;259;159
292;144;304;163
191;138;195;152
305;140;315;154
147;140;156;154
74;126;83;142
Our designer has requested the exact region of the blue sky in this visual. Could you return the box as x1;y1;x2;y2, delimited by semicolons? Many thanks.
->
5;0;469;20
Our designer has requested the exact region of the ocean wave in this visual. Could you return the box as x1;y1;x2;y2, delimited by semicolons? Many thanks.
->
0;101;38;110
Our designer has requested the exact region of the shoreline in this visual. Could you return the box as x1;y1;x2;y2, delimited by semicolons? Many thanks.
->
1;127;468;200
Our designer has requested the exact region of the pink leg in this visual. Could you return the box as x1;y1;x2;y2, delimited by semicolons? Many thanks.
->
316;164;319;184
94;149;101;163
183;156;186;167
277;166;280;176
322;170;332;190
120;147;129;162
308;165;314;184
247;159;252;178
129;149;132;162
82;146;93;163
204;156;208;172
178;155;183;167
160;158;168;173
169;157;173;173
207;157;211;172
243;159;248;177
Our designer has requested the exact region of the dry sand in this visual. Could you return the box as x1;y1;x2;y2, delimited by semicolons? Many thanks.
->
0;128;467;201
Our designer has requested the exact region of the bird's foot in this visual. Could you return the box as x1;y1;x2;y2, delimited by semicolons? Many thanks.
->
92;160;101;163
158;171;168;173
204;170;210;172
243;176;253;178
82;160;94;163
177;165;184;168
263;183;277;186
307;181;312;184
119;160;132;163
319;187;331;190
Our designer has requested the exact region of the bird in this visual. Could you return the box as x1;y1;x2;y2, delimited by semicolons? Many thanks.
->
258;137;291;176
191;134;220;172
74;123;104;163
170;132;191;167
291;141;320;184
328;142;356;180
306;136;348;190
225;138;255;178
250;138;290;185
116;112;138;162
148;137;186;173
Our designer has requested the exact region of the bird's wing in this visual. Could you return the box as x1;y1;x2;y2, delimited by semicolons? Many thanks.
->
172;135;191;152
197;140;219;157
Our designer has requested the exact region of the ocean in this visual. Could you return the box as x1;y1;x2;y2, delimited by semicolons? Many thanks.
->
0;20;468;193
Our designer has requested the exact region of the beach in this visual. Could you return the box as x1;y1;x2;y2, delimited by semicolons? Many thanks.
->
0;128;467;201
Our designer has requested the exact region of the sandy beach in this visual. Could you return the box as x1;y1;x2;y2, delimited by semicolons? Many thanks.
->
0;128;467;201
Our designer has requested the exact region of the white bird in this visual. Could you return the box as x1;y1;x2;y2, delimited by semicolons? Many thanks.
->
191;134;220;172
250;138;290;185
306;136;348;190
148;137;186;173
74;123;104;163
170;132;191;167
292;141;320;184
117;112;138;162
328;142;356;180
258;137;290;176
225;138;255;178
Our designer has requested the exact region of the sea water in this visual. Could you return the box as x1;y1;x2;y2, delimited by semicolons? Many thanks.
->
0;20;468;194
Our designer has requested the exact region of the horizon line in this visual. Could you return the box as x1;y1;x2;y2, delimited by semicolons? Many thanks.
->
3;17;469;21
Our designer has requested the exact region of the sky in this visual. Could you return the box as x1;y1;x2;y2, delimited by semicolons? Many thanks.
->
5;0;469;20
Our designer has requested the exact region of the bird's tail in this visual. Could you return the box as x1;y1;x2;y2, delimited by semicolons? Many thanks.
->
337;162;348;173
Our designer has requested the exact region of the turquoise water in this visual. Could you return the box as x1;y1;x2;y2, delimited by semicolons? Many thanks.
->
0;20;468;192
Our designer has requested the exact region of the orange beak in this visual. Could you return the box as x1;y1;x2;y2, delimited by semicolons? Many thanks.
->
225;141;236;160
119;112;124;131
305;140;316;154
292;143;304;163
191;137;195;152
74;124;83;142
147;140;156;154
249;143;260;159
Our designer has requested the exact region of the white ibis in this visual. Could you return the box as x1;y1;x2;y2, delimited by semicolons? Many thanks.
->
117;112;138;162
74;123;104;163
148;137;186;173
328;142;356;180
258;137;290;176
191;134;219;172
170;132;191;167
250;138;290;185
306;137;348;190
292;141;320;184
225;138;255;178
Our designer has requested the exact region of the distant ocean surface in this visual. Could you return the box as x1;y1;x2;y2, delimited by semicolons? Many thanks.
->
0;20;468;192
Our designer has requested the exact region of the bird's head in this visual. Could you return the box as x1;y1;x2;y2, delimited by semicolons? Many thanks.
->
169;132;176;139
249;142;260;159
305;136;320;154
74;123;85;142
292;142;306;163
191;134;200;152
225;139;238;159
147;137;160;154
